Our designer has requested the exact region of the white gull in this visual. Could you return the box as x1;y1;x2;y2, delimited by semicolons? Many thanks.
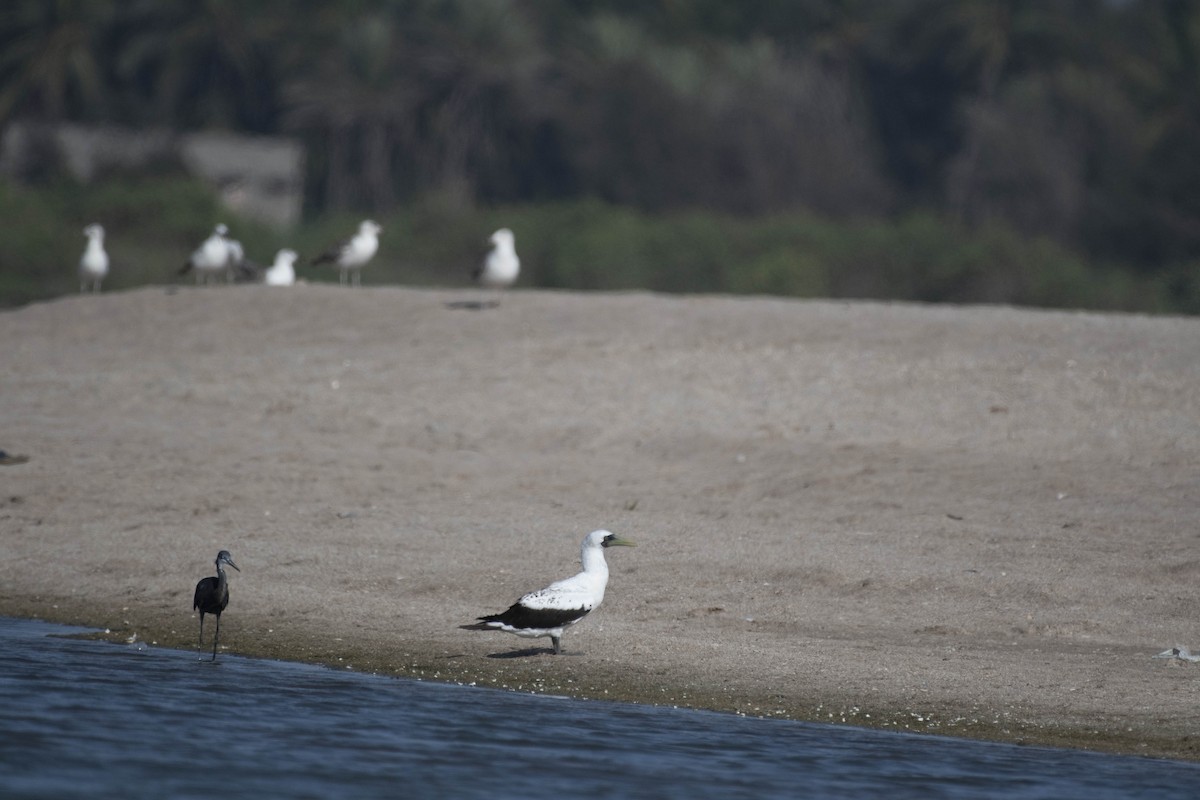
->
79;223;109;293
474;227;520;289
181;224;233;285
264;249;298;286
312;220;381;286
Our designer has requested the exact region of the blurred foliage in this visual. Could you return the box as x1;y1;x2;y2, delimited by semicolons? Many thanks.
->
0;0;1198;313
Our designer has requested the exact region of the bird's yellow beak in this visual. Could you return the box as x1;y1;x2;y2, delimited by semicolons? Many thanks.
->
605;535;636;548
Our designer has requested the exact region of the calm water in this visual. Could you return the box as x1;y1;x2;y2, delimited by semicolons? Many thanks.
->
1;617;1197;799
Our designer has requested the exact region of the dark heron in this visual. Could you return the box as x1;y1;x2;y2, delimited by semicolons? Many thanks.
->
193;550;240;661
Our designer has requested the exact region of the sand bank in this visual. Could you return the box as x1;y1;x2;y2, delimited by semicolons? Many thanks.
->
2;285;1198;759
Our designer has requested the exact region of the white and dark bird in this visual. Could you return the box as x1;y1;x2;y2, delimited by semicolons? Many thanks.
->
474;227;520;289
180;224;233;285
312;220;381;286
193;549;240;661
263;248;298;286
224;236;259;282
1154;646;1200;663
464;529;635;655
79;223;109;293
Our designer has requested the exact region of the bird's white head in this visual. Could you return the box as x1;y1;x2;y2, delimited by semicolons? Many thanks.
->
360;220;382;236
214;223;229;236
275;248;298;266
83;223;105;239
490;228;515;249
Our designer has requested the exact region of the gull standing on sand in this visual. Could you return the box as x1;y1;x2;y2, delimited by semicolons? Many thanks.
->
464;529;635;654
224;235;257;282
312;220;381;286
263;248;298;286
474;227;520;289
79;223;109;292
180;224;233;285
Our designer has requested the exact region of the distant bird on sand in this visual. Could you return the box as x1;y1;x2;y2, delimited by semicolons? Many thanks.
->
193;550;240;661
79;223;109;293
312;220;381;286
1154;646;1200;663
474;228;520;289
264;248;298;286
180;224;233;285
464;529;635;655
224;236;260;282
0;449;31;466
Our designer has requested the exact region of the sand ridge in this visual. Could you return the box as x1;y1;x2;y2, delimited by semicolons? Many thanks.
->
2;285;1198;759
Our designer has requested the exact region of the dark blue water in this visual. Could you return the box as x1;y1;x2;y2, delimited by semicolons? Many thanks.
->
1;617;1197;799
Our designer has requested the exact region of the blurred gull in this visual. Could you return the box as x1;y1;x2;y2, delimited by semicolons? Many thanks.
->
224;235;259;282
312;220;380;286
180;224;233;285
475;227;520;289
264;248;298;287
79;223;109;293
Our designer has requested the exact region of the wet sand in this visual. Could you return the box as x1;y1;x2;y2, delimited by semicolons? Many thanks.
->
2;285;1198;760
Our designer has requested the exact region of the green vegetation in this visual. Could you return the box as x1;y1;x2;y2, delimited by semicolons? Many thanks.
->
1;1;1199;313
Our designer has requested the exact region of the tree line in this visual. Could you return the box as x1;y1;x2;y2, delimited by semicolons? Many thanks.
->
1;0;1198;309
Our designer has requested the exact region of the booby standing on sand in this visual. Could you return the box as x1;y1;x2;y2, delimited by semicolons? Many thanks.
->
312;220;381;286
465;529;635;654
264;248;298;286
474;227;520;289
180;224;233;285
79;223;109;293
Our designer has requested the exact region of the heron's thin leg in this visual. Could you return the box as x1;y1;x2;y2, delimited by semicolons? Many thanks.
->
212;614;221;661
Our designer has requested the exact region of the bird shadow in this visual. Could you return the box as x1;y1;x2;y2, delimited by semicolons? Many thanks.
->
444;300;500;311
485;647;580;659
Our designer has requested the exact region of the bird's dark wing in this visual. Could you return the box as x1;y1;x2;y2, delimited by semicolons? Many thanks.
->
193;576;217;611
311;239;348;265
477;603;590;630
233;258;260;282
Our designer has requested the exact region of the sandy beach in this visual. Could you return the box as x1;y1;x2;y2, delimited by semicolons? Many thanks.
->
2;284;1198;760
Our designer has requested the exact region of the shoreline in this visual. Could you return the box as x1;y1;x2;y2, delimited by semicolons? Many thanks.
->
2;600;1195;762
3;285;1199;762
